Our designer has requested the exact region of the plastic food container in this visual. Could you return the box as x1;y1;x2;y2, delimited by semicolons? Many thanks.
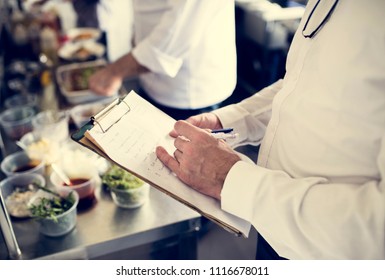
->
1;151;45;178
0;106;36;140
56;60;116;104
50;172;97;210
110;183;150;209
31;110;69;143
4;94;39;111
31;188;79;237
50;141;100;209
0;173;46;218
69;97;115;129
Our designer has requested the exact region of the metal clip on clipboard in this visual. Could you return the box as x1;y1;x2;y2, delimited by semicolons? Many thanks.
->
90;96;131;133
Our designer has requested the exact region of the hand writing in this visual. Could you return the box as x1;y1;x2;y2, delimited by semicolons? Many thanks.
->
156;120;241;200
169;112;223;138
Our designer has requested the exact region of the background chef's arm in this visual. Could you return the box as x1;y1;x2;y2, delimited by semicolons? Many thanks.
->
132;0;233;77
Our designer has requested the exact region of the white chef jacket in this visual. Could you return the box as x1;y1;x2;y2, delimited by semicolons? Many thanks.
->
215;0;385;259
97;0;134;62
131;0;236;109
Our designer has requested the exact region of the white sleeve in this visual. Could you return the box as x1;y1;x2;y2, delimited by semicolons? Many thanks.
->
214;79;283;147
132;0;232;77
221;136;385;259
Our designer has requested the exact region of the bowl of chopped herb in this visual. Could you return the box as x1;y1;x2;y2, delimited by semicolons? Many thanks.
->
102;164;149;209
29;187;79;237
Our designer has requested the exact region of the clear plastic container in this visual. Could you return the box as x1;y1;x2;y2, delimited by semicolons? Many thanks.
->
32;110;69;143
33;188;79;237
50;172;97;210
4;94;39;111
1;151;45;178
0;106;35;140
110;183;150;209
0;173;46;218
20;132;61;166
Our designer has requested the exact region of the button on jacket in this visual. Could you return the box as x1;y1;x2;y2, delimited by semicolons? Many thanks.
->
131;0;236;109
215;0;385;259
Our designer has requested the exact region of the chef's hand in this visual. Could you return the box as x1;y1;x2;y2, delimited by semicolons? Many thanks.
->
169;112;224;138
156;120;241;200
88;65;123;96
89;53;147;96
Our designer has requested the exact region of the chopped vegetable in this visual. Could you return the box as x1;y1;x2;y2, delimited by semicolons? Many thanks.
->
29;191;75;222
102;164;144;190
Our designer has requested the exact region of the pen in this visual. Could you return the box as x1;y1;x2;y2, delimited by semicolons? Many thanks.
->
211;128;234;134
211;132;239;140
210;128;238;140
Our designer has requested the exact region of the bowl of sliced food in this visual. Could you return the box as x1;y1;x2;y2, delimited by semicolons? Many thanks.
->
58;41;105;62
66;27;101;43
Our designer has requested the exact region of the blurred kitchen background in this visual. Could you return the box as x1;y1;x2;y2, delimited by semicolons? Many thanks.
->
0;0;307;260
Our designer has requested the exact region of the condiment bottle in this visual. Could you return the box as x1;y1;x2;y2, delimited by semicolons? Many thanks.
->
39;26;59;66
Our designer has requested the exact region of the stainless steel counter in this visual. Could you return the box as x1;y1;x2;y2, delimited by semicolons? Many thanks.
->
0;184;201;260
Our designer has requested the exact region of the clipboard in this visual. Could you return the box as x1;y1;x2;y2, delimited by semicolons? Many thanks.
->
71;89;251;237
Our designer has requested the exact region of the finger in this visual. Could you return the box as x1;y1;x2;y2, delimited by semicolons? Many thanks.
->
156;146;180;174
169;129;178;138
185;115;199;125
173;149;183;163
174;135;191;151
174;120;204;141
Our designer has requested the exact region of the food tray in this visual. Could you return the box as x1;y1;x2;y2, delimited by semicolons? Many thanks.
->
66;27;102;43
58;41;105;62
56;59;116;104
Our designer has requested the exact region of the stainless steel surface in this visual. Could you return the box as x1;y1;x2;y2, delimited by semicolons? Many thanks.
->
0;191;22;259
0;68;201;260
0;185;201;259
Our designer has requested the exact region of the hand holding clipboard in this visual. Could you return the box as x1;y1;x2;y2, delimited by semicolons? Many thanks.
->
71;89;251;237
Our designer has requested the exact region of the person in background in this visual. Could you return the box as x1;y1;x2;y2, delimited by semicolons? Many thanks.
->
96;0;133;63
69;0;134;62
71;0;99;28
156;0;385;259
88;0;236;120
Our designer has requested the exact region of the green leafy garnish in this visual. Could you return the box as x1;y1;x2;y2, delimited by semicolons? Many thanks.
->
29;191;75;222
102;165;144;190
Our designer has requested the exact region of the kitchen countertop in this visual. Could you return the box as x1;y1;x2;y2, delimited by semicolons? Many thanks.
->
0;183;201;260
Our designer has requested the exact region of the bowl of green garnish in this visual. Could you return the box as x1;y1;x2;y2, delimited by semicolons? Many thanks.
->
29;187;79;237
102;164;149;209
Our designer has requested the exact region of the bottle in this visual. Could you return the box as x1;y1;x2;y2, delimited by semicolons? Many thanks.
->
39;26;59;66
27;20;42;59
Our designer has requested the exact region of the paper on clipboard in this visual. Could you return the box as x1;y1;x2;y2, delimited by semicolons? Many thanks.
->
72;90;251;237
